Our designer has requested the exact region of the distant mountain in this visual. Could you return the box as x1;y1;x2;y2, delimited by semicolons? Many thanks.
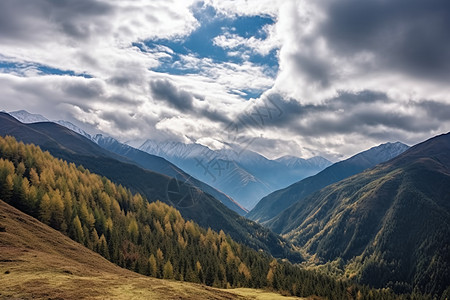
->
93;134;247;215
0;112;300;261
276;155;331;170
266;133;450;296
136;139;331;209
8;110;92;140
8;109;49;123
55;120;92;140
247;142;409;223
6;110;246;215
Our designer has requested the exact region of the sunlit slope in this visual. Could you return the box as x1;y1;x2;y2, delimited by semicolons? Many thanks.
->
0;200;304;300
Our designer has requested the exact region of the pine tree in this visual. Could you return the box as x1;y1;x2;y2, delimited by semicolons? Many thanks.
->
39;193;52;224
148;254;157;277
72;215;84;244
163;261;174;279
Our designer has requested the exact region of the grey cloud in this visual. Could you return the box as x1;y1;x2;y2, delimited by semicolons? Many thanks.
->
238;91;449;139
100;111;141;131
150;79;194;111
319;0;450;80
62;80;104;99
0;0;113;44
200;107;232;125
107;95;142;106
291;53;333;88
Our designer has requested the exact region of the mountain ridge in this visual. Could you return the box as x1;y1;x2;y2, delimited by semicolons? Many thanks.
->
265;132;450;296
247;141;409;223
0;112;299;261
137;139;332;209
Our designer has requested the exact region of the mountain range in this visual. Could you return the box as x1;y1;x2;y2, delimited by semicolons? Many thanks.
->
7;109;331;211
266;133;450;295
3;109;449;296
7;110;246;215
248;141;410;223
135;139;332;209
0;112;300;261
92;133;247;215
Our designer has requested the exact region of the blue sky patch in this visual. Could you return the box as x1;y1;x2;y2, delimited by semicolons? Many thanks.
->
0;61;92;78
141;4;279;91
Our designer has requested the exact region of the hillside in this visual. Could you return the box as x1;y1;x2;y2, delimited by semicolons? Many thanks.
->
248;142;409;223
0;200;303;300
266;133;450;296
0;112;298;261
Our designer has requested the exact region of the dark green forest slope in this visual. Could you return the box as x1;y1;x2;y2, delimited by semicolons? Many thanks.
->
267;133;450;297
248;142;409;224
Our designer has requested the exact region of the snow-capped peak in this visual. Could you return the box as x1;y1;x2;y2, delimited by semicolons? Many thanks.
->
9;110;49;123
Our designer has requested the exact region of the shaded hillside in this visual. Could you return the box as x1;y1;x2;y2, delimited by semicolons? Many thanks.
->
0;200;304;300
248;142;409;223
0;112;296;260
267;133;450;296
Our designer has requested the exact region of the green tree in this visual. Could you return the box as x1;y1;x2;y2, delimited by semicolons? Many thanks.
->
148;254;157;277
163;260;174;279
39;193;52;224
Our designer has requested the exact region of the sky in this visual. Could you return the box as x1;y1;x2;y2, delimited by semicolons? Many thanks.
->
1;0;450;161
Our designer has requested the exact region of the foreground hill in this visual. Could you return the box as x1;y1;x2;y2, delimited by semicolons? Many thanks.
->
248;142;409;223
0;112;297;261
0;200;303;300
267;133;450;296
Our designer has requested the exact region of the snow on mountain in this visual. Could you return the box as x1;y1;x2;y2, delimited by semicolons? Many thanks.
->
276;155;332;169
55;120;92;140
7;110;93;141
9;110;49;123
135;139;333;209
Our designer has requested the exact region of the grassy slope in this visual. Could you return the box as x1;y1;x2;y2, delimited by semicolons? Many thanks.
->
0;200;304;300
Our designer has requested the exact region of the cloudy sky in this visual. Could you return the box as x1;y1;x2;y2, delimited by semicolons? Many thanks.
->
1;0;449;160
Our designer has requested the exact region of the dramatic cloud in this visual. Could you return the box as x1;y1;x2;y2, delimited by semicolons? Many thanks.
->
0;0;449;160
150;79;194;111
273;0;450;104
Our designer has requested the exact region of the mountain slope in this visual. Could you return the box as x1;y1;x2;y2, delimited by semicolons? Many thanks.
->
137;139;331;209
0;200;302;300
247;142;409;223
0;112;298;261
93;134;247;215
267;133;450;296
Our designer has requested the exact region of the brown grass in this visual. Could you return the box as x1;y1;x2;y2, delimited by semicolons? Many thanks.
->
0;200;303;299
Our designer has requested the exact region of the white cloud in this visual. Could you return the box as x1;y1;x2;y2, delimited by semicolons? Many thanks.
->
1;0;449;160
212;24;280;56
204;0;282;17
